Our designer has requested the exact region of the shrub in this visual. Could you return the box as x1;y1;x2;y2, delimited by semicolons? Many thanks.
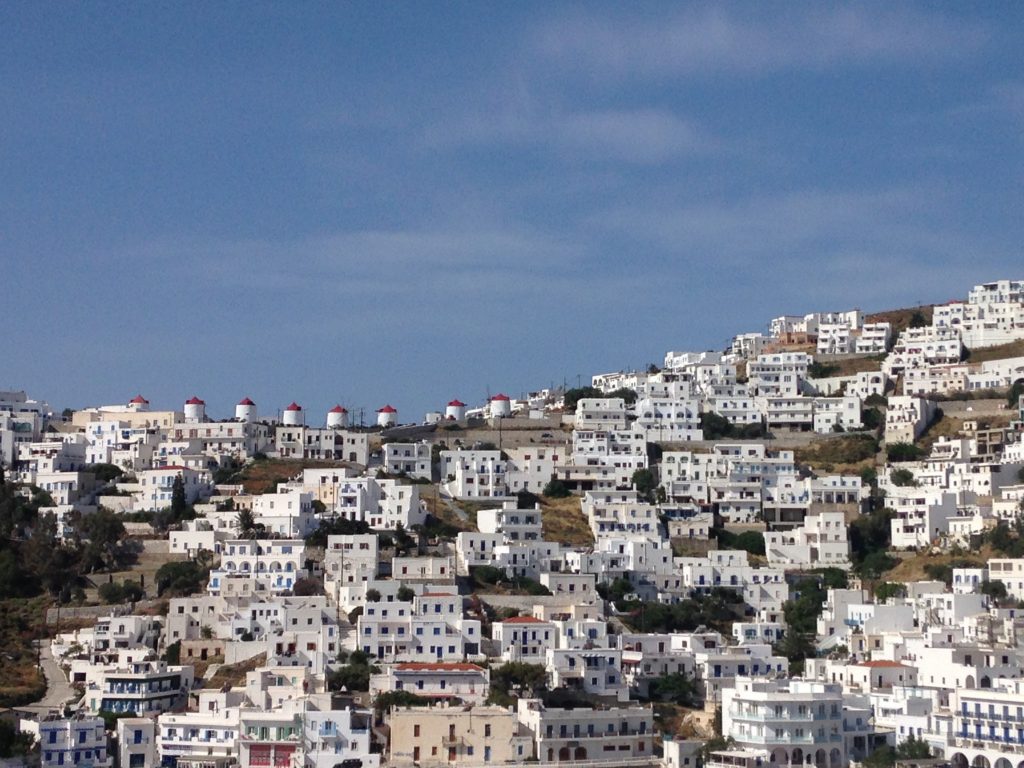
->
516;490;541;508
890;468;917;487
163;641;181;665
874;582;907;601
471;566;504;586
714;529;766;556
542;479;571;498
887;442;925;462
808;362;840;378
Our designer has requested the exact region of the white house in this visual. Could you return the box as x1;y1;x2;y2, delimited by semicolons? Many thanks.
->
38;714;112;768
764;511;851;570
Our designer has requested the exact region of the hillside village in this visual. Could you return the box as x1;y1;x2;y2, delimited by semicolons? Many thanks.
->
3;277;1024;768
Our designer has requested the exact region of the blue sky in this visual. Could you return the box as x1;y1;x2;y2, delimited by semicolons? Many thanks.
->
2;2;1022;421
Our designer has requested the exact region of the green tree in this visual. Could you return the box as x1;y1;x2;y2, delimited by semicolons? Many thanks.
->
649;672;698;706
859;550;899;580
304;516;370;547
0;720;33;758
632;468;657;503
396;586;415;602
171;475;187;518
79;508;130;572
235;508;259;538
374;690;429;713
22;512;78;597
850;508;895;577
489;662;548;705
607;387;638;405
99;582;127;604
700;411;735;440
890;468;917;487
887;442;925;462
875;582;907;601
981;579;1008;602
861;408;883;431
808;361;840;378
596;577;635;603
163;640;181;665
155;561;208;597
714;529;766;557
1007;379;1024;408
542;479;571;498
776;629;816;673
85;463;124;484
392;523;415;555
896;735;932;760
328;655;373;692
562;387;603;411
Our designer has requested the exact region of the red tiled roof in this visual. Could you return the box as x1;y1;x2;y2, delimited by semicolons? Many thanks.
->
490;393;510;401
285;402;302;411
185;396;205;405
129;395;149;404
329;405;348;413
501;616;546;624
395;662;484;672
378;405;397;413
447;399;466;407
238;397;256;406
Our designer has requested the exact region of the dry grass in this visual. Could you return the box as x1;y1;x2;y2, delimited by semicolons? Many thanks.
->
917;412;1014;454
964;339;1024;364
94;541;187;601
541;496;594;547
436;498;479;533
191;654;225;681
793;434;881;475
0;596;48;707
883;547;994;583
866;304;936;333
203;653;267;689
234;459;351;494
828;355;886;377
916;415;968;454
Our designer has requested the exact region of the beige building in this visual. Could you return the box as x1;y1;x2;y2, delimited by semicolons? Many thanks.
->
388;704;532;766
517;698;655;763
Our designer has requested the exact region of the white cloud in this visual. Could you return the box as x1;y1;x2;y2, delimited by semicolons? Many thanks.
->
534;6;986;79
422;106;717;163
590;185;1014;311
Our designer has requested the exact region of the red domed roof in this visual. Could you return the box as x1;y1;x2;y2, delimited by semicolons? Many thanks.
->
329;404;348;413
447;399;466;407
285;402;302;411
185;396;205;405
377;404;397;413
490;393;511;401
129;395;149;404
238;397;256;406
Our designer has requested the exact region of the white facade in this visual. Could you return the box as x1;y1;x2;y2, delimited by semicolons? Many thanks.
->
207;539;307;596
885;395;938;444
134;465;212;511
38;715;111;768
384;441;432;480
764;511;851;570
